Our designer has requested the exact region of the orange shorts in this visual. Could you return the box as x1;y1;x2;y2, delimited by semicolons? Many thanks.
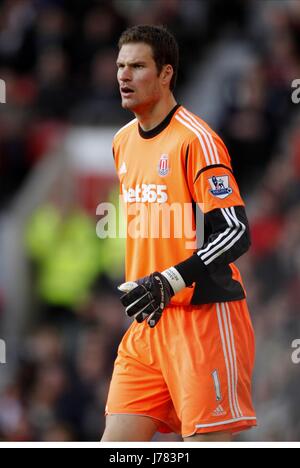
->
105;300;257;438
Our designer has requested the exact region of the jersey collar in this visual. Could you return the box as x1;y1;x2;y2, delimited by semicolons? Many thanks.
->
138;104;181;139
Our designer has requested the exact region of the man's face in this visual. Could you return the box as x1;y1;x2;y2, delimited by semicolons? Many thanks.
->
117;42;164;113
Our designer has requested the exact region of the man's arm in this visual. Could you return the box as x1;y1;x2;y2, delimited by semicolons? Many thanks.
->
119;204;250;327
119;133;250;327
167;205;250;290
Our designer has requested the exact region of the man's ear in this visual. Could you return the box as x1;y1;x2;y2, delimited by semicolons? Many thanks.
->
161;64;174;87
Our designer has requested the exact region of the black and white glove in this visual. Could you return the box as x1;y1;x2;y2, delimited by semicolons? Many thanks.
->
118;268;186;328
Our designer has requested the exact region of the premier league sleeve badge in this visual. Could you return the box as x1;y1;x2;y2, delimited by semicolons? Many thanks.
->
209;175;233;199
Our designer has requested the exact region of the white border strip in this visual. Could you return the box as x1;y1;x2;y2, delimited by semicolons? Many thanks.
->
180;108;220;164
216;303;236;419
178;110;217;165
115;118;137;137
195;416;257;429
175;114;211;166
225;302;243;417
221;303;242;418
1;441;299;447
202;208;245;265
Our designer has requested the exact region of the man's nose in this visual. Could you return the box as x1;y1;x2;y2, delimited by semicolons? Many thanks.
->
119;66;132;81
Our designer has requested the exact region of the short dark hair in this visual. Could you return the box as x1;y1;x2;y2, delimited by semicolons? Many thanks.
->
118;24;179;91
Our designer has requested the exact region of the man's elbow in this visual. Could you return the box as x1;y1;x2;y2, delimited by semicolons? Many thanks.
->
240;228;251;256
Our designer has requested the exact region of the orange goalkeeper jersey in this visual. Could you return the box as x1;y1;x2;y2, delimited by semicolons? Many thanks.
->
113;105;248;306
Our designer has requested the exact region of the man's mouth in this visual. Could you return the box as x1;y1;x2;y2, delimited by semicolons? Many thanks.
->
121;86;134;96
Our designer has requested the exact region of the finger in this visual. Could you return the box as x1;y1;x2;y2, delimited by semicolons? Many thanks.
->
126;292;155;317
118;281;138;293
147;309;163;328
120;284;146;307
133;302;157;323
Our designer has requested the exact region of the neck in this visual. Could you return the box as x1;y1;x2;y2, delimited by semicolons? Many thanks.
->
135;94;177;131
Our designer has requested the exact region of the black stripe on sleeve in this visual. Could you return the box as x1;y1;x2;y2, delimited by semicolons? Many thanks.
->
185;144;190;174
194;164;234;184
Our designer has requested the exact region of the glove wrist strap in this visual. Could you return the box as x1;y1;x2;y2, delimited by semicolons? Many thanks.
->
161;267;186;294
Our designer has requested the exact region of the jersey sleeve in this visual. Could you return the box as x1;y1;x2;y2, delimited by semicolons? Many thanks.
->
186;134;245;213
173;134;251;286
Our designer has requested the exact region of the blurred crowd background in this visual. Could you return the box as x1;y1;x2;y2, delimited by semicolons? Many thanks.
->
0;0;300;442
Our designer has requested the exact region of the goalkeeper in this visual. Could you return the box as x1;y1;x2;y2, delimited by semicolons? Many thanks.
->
102;25;257;442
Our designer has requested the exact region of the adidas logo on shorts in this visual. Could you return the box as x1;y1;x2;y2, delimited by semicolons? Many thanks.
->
212;404;227;417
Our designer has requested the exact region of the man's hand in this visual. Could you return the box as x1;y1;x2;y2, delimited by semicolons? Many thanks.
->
118;272;174;328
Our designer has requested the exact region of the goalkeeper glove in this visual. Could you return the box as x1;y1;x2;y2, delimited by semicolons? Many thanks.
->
118;268;186;328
